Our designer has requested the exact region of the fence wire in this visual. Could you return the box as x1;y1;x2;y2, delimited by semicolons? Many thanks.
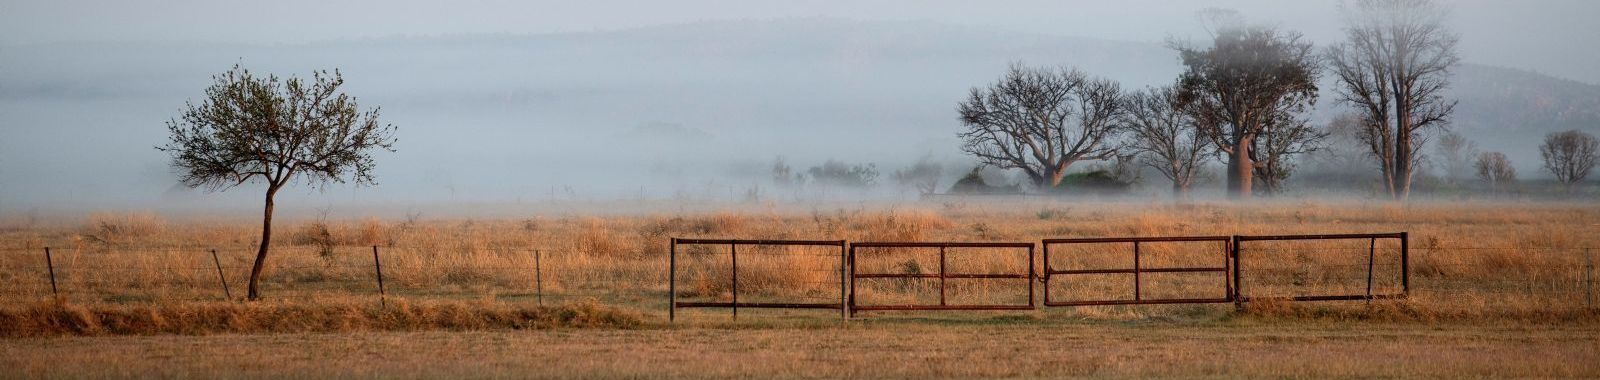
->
2;244;1596;313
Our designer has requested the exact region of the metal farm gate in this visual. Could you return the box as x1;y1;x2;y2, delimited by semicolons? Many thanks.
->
848;241;1035;315
1232;233;1409;303
1042;236;1234;306
669;238;848;321
664;232;1411;321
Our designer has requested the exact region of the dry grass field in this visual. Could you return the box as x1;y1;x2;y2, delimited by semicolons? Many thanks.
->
1;199;1598;378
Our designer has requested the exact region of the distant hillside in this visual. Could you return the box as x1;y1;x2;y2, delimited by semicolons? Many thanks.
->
1451;64;1600;138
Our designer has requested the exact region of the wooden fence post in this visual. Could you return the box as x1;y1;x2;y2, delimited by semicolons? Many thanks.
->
211;249;232;300
1586;248;1594;310
535;249;543;307
44;247;58;298
372;246;386;308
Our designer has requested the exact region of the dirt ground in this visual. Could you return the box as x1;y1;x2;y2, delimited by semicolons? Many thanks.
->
3;317;1596;379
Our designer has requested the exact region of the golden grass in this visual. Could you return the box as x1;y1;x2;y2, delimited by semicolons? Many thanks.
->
0;299;640;337
1;200;1598;330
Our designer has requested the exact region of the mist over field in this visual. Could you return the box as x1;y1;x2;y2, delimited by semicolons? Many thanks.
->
1;0;1598;215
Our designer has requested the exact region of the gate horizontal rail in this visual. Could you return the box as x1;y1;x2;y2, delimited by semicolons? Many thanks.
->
850;241;1035;314
1042;236;1233;307
1232;232;1408;304
669;238;847;321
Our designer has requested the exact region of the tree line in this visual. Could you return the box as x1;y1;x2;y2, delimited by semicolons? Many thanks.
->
955;0;1597;200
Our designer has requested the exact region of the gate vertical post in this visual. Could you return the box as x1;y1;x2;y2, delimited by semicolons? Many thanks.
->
730;243;738;320
669;238;676;322
1041;242;1050;307
1223;239;1233;301
211;249;232;300
848;245;858;318
938;246;947;306
1231;236;1242;309
1400;232;1409;297
1133;241;1141;301
840;241;848;321
1027;244;1036;308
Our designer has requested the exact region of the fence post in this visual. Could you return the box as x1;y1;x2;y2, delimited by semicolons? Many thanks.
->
1222;239;1233;302
372;246;386;308
938;246;947;306
44;247;58;298
1231;236;1242;310
730;242;738;321
669;238;676;322
535;249;544;307
211;249;232;300
1042;242;1051;307
1133;241;1142;301
848;244;857;318
1027;243;1035;309
1586;248;1593;310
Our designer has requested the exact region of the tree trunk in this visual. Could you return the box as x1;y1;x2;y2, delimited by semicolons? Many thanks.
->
1044;164;1069;193
1379;151;1396;200
1172;182;1189;202
1227;138;1254;200
1395;131;1413;201
247;185;280;300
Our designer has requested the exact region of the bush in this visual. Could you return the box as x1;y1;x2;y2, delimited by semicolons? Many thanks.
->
947;167;1021;195
807;159;879;188
1054;169;1132;195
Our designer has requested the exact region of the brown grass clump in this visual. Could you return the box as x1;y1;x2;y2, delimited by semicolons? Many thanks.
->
83;212;166;244
852;209;953;241
0;299;641;337
574;217;627;257
692;212;748;236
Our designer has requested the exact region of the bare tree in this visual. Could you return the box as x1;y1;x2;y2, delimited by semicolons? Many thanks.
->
892;156;944;196
1474;151;1515;193
957;64;1127;190
1539;130;1599;193
1174;26;1320;199
772;156;796;187
159;64;397;300
1326;0;1460;201
1253;111;1328;195
1433;131;1478;185
1123;86;1210;199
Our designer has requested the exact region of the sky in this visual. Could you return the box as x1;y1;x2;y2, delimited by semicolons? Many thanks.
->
1;0;1597;215
3;0;1598;83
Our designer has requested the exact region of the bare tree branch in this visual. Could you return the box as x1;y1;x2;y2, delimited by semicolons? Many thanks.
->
957;63;1128;190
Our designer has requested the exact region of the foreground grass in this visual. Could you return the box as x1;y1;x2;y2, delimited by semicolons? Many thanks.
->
2;319;1595;379
0;299;641;337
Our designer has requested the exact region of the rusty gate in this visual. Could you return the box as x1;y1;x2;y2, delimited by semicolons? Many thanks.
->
848;241;1035;315
1232;232;1409;303
1042;236;1234;306
669;238;847;321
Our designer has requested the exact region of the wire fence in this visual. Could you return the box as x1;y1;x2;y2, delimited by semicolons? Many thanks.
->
0;245;661;306
1;243;1595;314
